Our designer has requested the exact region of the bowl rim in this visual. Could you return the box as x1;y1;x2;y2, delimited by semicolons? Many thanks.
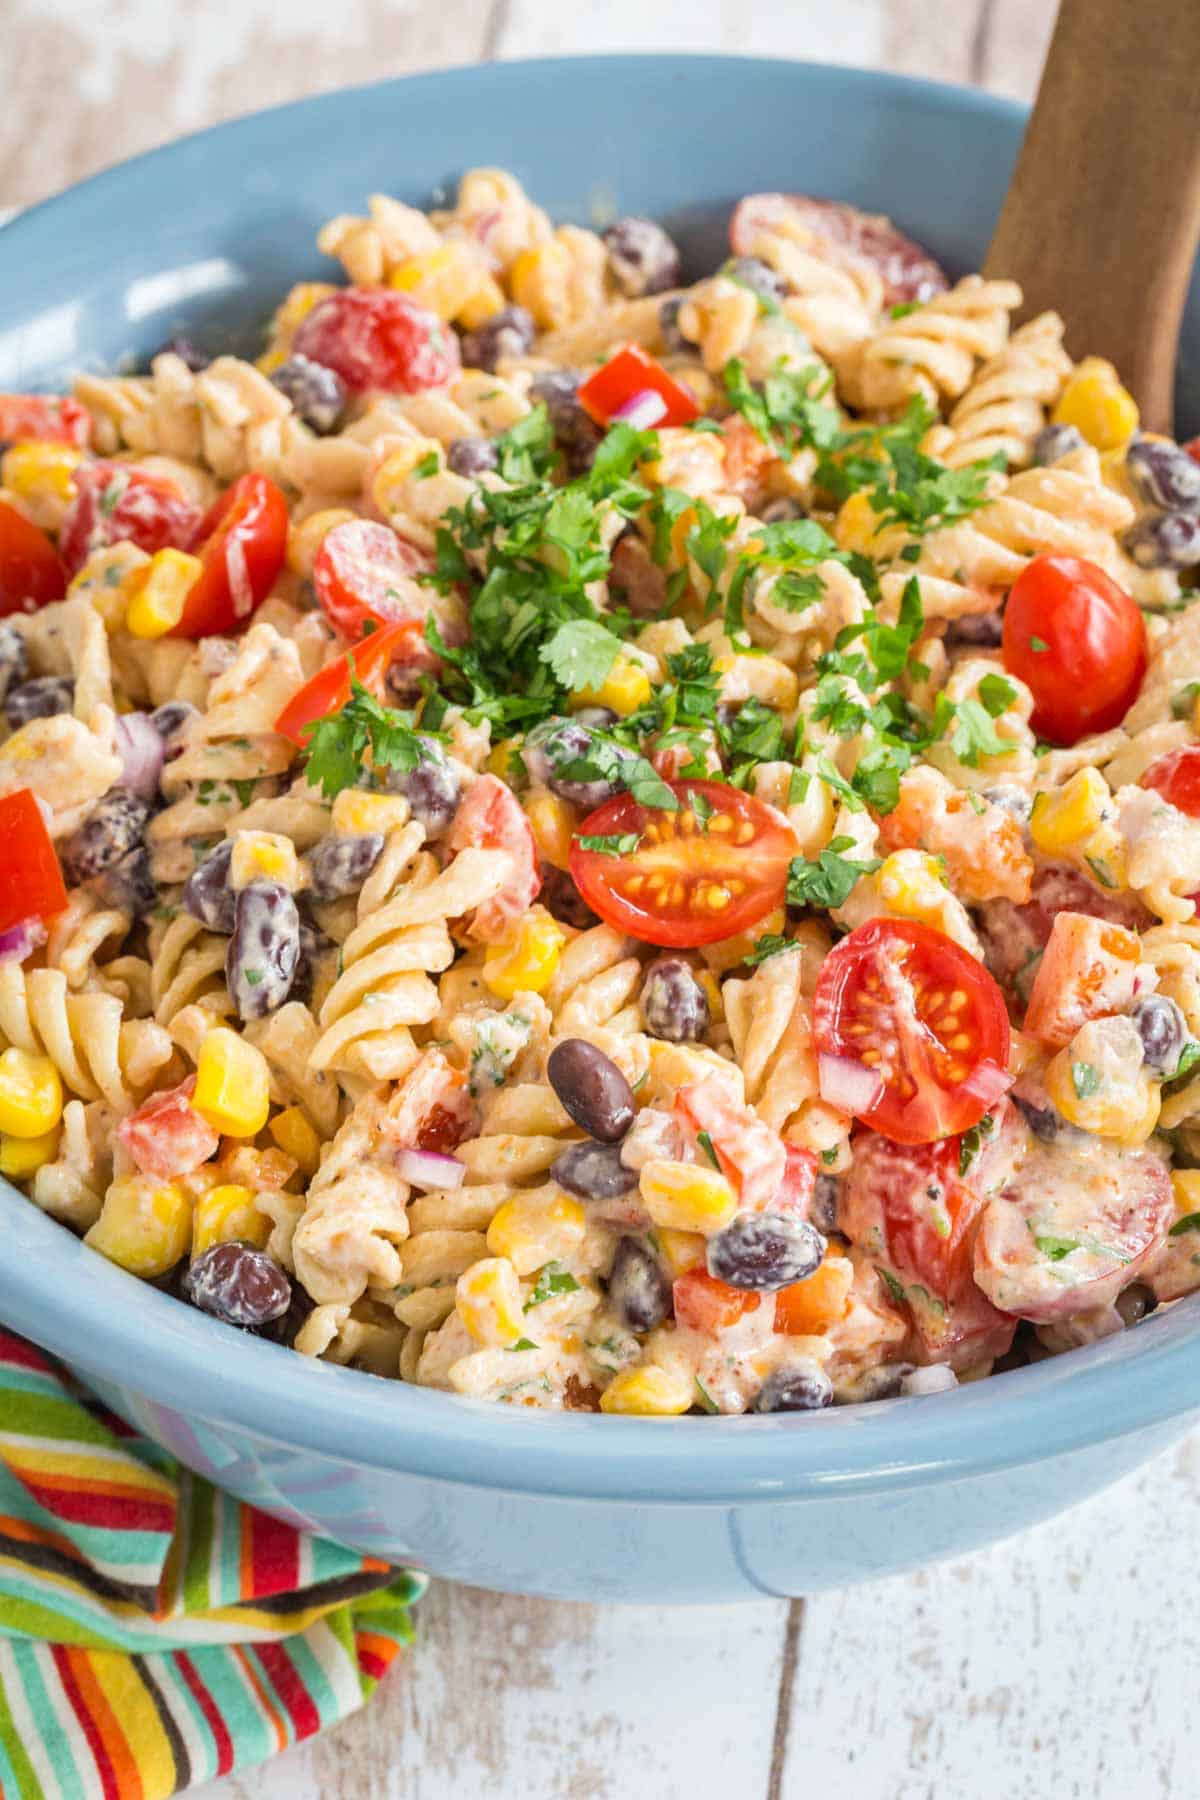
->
2;53;1199;1506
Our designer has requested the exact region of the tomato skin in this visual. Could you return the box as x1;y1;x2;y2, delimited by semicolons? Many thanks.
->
570;780;798;949
274;618;420;745
1142;746;1200;817
293;289;460;395
577;345;700;429
117;1077;219;1179
812;918;1011;1145
58;462;201;577
446;773;541;943
0;789;68;931
170;472;288;637
312;519;435;639
0;394;91;447
0;500;66;615
729;194;948;305
672;1267;760;1333
1184;437;1200;468
1002;554;1146;745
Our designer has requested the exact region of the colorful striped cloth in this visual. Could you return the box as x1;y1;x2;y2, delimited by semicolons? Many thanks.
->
0;1330;425;1797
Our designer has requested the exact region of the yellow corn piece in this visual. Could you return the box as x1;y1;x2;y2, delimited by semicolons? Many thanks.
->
85;1176;192;1278
1171;1170;1200;1220
193;1030;271;1138
388;243;486;321
192;1183;271;1257
695;969;724;1024
255;348;287;375
455;1256;526;1347
639;1158;737;1235
509;241;573;332
371;439;443;514
655;1227;707;1279
486;1190;586;1276
123;548;203;640
569;658;652;717
1045;1048;1161;1145
524;788;574;871
457;275;508;331
875;850;952;930
1029;768;1112;855
271;281;337;342
1;441;84;506
485;738;522;782
483;909;565;1002
1052;358;1139;451
0;1128;60;1180
0;1049;63;1139
700;907;786;977
230;830;301;893
600;1363;694;1416
330;789;411;836
286;507;357;579
269;1106;322;1178
833;490;882;555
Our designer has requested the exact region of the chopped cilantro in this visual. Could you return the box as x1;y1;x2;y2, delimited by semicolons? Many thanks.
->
694;1376;721;1414
1033;1234;1079;1262
745;932;794;966
302;677;429;799
1030;635;1049;654
412;450;439;479
1086;854;1117;890
1169;1212;1200;1237
539;619;623;692
506;1337;539;1352
787;836;880;909
524;1262;582;1310
977;673;1017;718
722;357;841;459
577;832;641;856
1071;1061;1101;1099
697;1130;721;1169
1168;1041;1200;1086
878;1266;907;1306
958;1113;995;1177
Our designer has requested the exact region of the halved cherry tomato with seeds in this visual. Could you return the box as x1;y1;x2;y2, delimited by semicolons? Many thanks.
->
313;519;436;640
570;779;798;949
0;394;91;447
171;472;288;637
729;194;949;306
0;500;66;615
1002;553;1146;746
672;1267;760;1333
1141;746;1200;817
447;773;541;944
812;918;1011;1145
578;345;699;429
274;618;421;746
58;462;201;577
293;288;460;394
0;789;68;931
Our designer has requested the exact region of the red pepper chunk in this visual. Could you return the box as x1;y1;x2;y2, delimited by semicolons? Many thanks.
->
0;790;68;932
577;345;700;429
0;501;66;616
274;618;423;746
170;473;289;638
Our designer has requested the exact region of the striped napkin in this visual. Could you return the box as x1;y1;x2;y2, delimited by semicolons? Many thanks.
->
0;1329;425;1797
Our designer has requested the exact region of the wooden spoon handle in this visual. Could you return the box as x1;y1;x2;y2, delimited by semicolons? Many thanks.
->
984;0;1200;433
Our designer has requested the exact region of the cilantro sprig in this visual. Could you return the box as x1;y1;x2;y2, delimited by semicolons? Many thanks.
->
787;837;880;909
301;678;430;799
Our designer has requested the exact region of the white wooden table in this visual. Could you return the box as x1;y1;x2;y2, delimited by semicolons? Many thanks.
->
10;3;1195;1793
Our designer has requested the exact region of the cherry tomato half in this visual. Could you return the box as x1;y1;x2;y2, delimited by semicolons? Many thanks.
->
293;289;460;395
570;779;798;949
171;472;288;637
577;345;700;430
58;463;201;577
729;194;949;306
274;618;421;746
1142;746;1200;818
312;519;436;640
812;918;1011;1145
446;773;541;944
0;789;68;931
1002;553;1146;746
0;500;66;615
0;394;91;447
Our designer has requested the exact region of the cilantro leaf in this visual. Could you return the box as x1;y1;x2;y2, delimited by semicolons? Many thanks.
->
524;1262;582;1310
301;677;429;799
1033;1234;1079;1263
1071;1061;1101;1099
744;932;794;966
577;832;641;856
958;1113;995;1177
539;619;623;692
787;837;880;909
723;357;841;458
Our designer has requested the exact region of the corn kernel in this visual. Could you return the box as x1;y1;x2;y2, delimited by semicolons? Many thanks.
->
255;348;287;375
485;738;522;781
524;789;574;870
833;490;881;555
1045;1046;1160;1145
229;830;301;893
639;1157;737;1235
569;658;652;717
1029;768;1111;855
286;507;357;579
269;1105;323;1178
371;439;443;513
272;281;337;341
1052;359;1139;451
330;789;411;835
85;1176;192;1278
388;243;483;321
875;850;951;930
696;970;724;1024
510;242;572;331
1171;1170;1200;1219
457;275;508;331
193;1030;271;1138
2;441;84;506
123;548;203;639
0;1127;60;1179
456;1256;526;1347
192;1183;271;1257
0;1049;63;1139
600;1363;694;1416
486;1189;586;1275
655;1227;707;1279
483;909;565;1001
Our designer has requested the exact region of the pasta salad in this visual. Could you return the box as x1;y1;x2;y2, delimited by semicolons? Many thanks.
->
1;170;1199;1417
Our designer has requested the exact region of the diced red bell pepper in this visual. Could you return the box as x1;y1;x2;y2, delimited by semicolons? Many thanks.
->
0;394;92;448
171;472;289;637
0;501;66;616
577;345;700;429
0;790;68;931
118;1076;220;1179
274;617;422;746
672;1267;760;1333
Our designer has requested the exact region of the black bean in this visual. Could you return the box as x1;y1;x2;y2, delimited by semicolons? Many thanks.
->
4;676;73;729
524;718;638;811
0;622;29;703
226;880;300;1020
726;255;787;306
640;959;710;1042
446;435;498;477
184;1241;292;1328
539;865;600;931
261;1282;316;1346
93;846;157;917
271;353;347;433
1033;423;1085;465
759;497;806;524
706;1211;825;1292
529;371;602;473
607;1236;671;1331
383;738;461;835
552;1138;638;1201
113;711;165;801
547;1039;635;1143
290;915;333;1007
1125;438;1200;513
945;609;1004;648
810;1173;840;1236
1131;993;1189;1071
1122;511;1200;570
308;832;385;900
150;700;200;759
1115;1282;1158;1328
182;839;236;932
155;336;209;372
60;790;150;884
603;217;682;297
1013;1093;1060;1142
459;304;535;372
753;1363;833;1413
658;296;687;354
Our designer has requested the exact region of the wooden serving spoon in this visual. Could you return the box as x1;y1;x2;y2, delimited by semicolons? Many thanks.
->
985;0;1200;434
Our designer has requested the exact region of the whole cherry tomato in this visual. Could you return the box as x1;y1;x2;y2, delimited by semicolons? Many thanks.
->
0;500;66;615
293;289;460;394
171;472;288;637
1002;553;1146;745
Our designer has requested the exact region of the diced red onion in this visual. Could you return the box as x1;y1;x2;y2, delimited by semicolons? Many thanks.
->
817;1052;884;1116
612;388;668;430
115;712;165;801
395;1147;466;1189
961;1061;1014;1106
0;918;45;963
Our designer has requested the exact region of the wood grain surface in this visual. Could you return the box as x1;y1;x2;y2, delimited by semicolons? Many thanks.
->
4;3;1183;1796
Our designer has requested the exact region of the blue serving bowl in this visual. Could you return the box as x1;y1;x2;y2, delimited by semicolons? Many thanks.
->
2;55;1198;1605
